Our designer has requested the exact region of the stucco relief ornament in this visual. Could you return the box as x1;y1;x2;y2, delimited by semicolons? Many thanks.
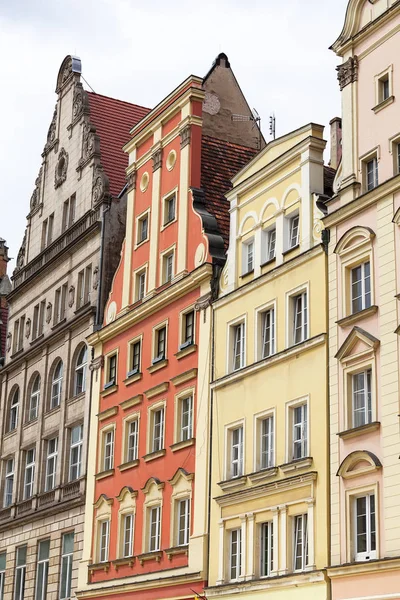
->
126;170;137;192
180;124;191;149
30;166;43;211
54;148;69;189
44;106;57;153
6;332;11;353
93;266;99;290
46;302;52;324
14;230;27;274
336;56;358;91
82;122;96;161
73;87;83;119
92;165;110;205
25;319;31;339
68;285;75;308
152;148;163;172
61;56;73;86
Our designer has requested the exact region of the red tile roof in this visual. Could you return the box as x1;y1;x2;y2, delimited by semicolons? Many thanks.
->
200;135;257;250
87;92;150;197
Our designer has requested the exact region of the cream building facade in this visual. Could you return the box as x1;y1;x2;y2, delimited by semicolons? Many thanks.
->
206;124;333;600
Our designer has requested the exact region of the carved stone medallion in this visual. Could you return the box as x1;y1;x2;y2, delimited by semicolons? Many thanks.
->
54;148;69;188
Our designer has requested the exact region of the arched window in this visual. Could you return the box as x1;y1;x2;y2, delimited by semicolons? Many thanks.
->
74;346;87;396
9;388;19;432
28;375;41;422
51;361;63;409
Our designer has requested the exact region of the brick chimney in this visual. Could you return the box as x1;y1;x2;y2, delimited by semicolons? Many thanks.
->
329;117;342;170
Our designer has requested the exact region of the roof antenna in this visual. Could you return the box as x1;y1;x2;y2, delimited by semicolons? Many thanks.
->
232;108;262;150
269;112;276;140
81;75;96;93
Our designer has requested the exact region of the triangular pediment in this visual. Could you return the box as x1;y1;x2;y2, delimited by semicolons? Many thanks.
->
335;326;379;361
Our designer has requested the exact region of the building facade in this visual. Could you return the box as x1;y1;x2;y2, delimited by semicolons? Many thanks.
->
0;239;11;364
326;1;400;599
206;124;334;600
76;53;260;600
0;56;148;600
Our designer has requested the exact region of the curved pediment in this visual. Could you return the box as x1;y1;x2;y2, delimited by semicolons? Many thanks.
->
141;477;164;495
334;226;375;256
168;467;194;487
337;450;382;478
94;493;113;509
116;486;138;503
331;0;390;53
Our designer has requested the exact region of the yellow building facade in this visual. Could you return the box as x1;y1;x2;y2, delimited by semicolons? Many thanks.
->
206;124;332;600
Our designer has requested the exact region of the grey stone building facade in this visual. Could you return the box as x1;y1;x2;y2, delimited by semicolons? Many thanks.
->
0;56;148;600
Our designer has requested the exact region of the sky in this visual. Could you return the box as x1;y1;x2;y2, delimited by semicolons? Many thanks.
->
0;0;348;271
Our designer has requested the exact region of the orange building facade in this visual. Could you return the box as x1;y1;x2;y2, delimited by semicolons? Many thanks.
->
76;54;260;600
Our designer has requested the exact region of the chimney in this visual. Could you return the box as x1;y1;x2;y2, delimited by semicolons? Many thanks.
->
0;238;9;279
329;117;342;170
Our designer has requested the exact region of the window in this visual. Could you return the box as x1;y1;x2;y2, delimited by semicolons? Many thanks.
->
229;529;242;581
164;194;176;225
177;498;190;546
181;310;194;348
243;239;254;274
231;322;245;371
99;520;110;562
365;157;378;191
149;506;161;551
0;553;5;600
352;369;372;428
378;74;390;103
13;316;25;353
138;214;149;243
229;426;244;479
179;396;193;442
122;514;134;557
35;539;50;600
293;514;308;571
45;438;58;491
261;522;273;577
354;494;376;561
9;388;19;431
59;532;74;599
259;415;274;469
151;408;164;453
136;270;146;301
261;308;275;358
41;214;54;250
51;361;63;409
32;302;45;340
77;265;92;308
74;346;87;396
4;458;14;507
62;194;76;230
103;429;114;471
154;326;166;363
24;448;35;499
105;353;117;387
28;375;40;421
264;227;276;262
291;403;308;460
351;262;371;313
126;419;139;462
289;214;300;248
397;143;400;174
292;292;308;345
163;252;174;283
54;284;67;325
69;424;83;481
128;340;141;377
14;546;27;600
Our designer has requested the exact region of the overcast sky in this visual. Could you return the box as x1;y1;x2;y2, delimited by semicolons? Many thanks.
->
0;0;348;271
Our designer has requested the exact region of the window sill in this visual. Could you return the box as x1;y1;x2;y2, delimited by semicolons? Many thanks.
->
165;545;188;560
30;333;44;347
170;438;195;452
123;372;142;386
118;459;140;472
338;421;380;440
336;305;378;327
10;348;24;359
45;404;61;415
3;429;17;439
144;381;169;400
113;557;135;570
143;449;166;462
175;344;197;360
170;368;197;387
372;95;395;114
98;406;118;422
260;257;276;268
51;318;67;331
279;457;313;473
120;394;143;411
95;468;115;481
161;216;177;231
137;551;163;565
89;562;110;574
100;384;118;398
24;418;38;428
282;243;299;256
74;302;92;317
217;475;247;492
147;359;168;374
240;269;254;279
248;467;278;484
68;391;85;404
135;237;149;249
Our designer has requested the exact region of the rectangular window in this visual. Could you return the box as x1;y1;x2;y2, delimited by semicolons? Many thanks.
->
397;143;400;174
292;403;308;460
289;215;299;248
47;214;54;246
54;284;67;325
59;532;74;599
262;308;275;358
230;426;244;479
351;262;371;314
152;408;164;453
77;266;92;308
103;429;114;471
41;220;48;251
128;341;141;377
32;305;39;340
354;494;376;561
260;416;274;469
9;391;19;432
106;354;117;386
138;214;148;243
182;310;194;347
137;271;146;301
232;322;245;371
99;520;110;563
69;424;83;481
0;552;5;600
45;437;58;492
243;240;254;273
293;514;308;571
35;539;50;600
366;157;378;191
164;195;176;225
62;195;76;230
14;546;27;600
293;292;308;345
18;316;25;351
123;514;134;558
177;498;190;546
163;252;174;283
352;369;372;428
24;448;35;499
261;521;273;577
154;327;166;362
149;506;161;552
4;458;14;507
13;320;20;354
180;396;193;442
38;301;45;337
265;227;276;262
126;419;139;462
230;529;242;581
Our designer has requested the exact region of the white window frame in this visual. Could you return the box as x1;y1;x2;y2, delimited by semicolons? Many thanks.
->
257;412;275;470
136;210;150;245
126;418;139;463
260;521;274;577
14;545;27;600
98;520;110;563
353;493;377;561
180;307;195;349
225;422;244;480
104;351;118;388
229;528;242;581
28;375;40;421
152;322;168;364
242;238;254;274
137;270;146;301
9;388;19;432
50;361;63;409
24;448;35;499
151;406;165;453
286;284;309;348
102;428;115;471
159;246;176;286
69;424;83;481
127;335;142;377
162;189;178;228
262;226;276;263
74;346;87;396
122;513;134;558
258;304;275;359
148;505;161;552
177;497;190;546
230;320;246;372
350;261;371;314
45;437;58;492
285;212;300;250
59;532;74;599
4;458;14;507
286;397;309;463
179;395;193;442
35;539;50;600
293;513;308;571
351;368;372;428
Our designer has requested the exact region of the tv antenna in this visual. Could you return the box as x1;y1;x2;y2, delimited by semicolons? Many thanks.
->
232;108;262;150
269;113;276;140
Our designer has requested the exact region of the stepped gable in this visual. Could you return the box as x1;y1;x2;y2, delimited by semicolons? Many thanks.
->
87;92;150;197
200;135;257;250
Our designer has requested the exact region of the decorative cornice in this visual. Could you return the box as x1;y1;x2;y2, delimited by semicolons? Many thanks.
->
98;406;118;422
170;368;197;387
120;395;143;410
144;382;169;399
336;56;358;90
